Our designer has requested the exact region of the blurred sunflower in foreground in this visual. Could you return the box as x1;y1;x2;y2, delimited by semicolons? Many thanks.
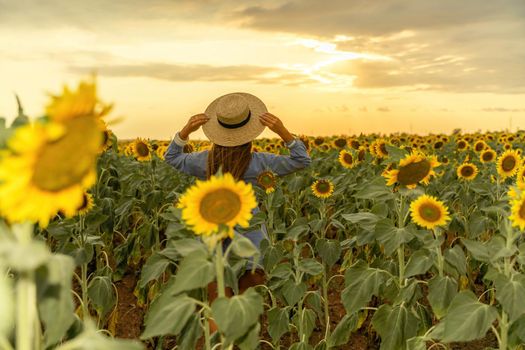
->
177;173;257;248
0;79;108;227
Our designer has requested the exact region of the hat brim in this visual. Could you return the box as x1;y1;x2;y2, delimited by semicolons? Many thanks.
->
202;92;267;147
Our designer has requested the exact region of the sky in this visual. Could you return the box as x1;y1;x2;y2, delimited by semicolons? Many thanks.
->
0;0;524;140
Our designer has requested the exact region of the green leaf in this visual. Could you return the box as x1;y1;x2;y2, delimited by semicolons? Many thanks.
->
430;291;497;343
172;251;215;295
444;245;466;276
374;219;415;255
171;238;207;257
88;276;116;318
267;307;290;342
298;259;324;276
230;234;259;258
237;323;261;350
139;253;171;288
37;254;75;347
494;274;525;322
176;313;202;350
427;275;457;319
341;212;381;231
461;238;491;262
211;288;263;343
0;270;14;338
354;177;394;200
57;319;144;350
385;144;409;162
141;293;196;339
342;264;389;314
406;336;427;350
292;308;317;341
315;239;341;268
0;239;51;272
371;304;419;350
281;280;307;306
328;313;358;347
405;250;433;278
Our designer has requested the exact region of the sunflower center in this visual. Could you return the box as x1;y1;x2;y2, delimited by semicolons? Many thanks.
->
379;143;388;155
418;203;442;222
460;166;474;177
502;156;517;171
199;188;242;224
316;181;331;194
78;193;89;210
334;138;347;148
136;142;150;157
482;152;493;162
519;201;525;220
343;153;353;164
397;159;431;186
32;116;102;192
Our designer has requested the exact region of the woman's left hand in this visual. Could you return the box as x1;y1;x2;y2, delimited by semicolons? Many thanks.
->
259;112;294;143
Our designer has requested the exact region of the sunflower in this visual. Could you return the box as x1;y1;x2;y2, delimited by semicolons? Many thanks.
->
313;137;324;147
383;151;440;189
473;140;487;152
45;79;112;122
457;163;478;181
177;173;257;240
372;139;389;158
338;150;355;169
350;139;360;150
456;139;469;151
497;149;521;178
332;137;348;149
480;149;496;163
410;194;451;230
509;194;525;230
517;166;525;188
0;121;98;227
156;145;167;159
257;170;277;193
311;179;334;198
132;138;152;161
77;192;94;216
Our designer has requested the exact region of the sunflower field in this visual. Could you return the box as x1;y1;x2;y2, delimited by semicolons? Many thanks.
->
2;80;525;350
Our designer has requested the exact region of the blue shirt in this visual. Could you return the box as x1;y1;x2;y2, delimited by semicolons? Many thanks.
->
163;133;312;185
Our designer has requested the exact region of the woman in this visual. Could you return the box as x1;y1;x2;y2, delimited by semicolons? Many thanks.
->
164;92;311;307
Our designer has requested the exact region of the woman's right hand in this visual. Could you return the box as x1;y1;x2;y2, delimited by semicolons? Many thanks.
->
180;113;210;140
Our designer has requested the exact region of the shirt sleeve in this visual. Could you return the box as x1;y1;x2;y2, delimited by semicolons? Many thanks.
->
163;132;208;179
255;138;312;176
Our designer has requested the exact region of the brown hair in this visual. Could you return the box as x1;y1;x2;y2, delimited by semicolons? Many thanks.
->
206;142;252;180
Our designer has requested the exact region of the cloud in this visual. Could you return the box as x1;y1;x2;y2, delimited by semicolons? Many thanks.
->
481;107;525;112
232;0;525;93
69;62;315;86
377;107;390;112
235;0;524;36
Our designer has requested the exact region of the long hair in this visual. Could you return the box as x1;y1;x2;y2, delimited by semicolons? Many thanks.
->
206;141;253;180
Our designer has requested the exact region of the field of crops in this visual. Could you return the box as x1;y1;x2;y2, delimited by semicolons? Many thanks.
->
2;80;525;350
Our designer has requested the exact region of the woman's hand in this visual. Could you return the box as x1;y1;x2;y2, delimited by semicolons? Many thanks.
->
259;112;294;143
180;113;210;140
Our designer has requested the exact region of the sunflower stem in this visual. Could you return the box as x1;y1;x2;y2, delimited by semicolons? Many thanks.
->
214;241;226;299
15;222;39;350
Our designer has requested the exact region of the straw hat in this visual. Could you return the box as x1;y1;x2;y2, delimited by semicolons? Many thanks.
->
203;92;267;147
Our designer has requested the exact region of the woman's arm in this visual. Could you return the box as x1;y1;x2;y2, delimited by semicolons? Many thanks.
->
256;113;311;176
164;114;210;178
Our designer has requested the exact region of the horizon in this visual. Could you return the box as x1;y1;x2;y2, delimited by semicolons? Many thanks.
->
1;0;524;139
